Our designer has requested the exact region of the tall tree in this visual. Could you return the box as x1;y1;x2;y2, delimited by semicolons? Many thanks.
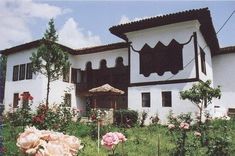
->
0;55;7;104
30;19;70;106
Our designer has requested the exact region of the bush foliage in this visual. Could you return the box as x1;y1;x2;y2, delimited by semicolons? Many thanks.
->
114;109;138;127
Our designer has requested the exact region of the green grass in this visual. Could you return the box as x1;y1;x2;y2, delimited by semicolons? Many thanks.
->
2;119;235;156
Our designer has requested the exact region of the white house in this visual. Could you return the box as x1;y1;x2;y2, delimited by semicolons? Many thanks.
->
1;8;234;123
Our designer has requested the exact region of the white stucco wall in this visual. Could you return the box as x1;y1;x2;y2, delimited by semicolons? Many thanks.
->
126;20;215;123
4;48;44;111
128;82;198;124
72;48;128;70
126;20;201;84
197;31;213;82
213;53;235;109
4;48;81;112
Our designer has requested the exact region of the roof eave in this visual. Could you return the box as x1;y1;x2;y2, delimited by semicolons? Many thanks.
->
109;8;219;56
0;39;76;56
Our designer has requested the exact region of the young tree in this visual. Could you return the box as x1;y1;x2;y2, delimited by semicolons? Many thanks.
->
180;80;221;123
0;55;7;104
30;19;70;106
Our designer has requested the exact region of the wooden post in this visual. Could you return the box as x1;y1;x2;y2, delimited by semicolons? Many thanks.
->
114;100;117;110
98;119;100;154
94;97;96;109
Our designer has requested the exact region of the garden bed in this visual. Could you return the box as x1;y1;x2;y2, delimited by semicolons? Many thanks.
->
1;118;235;156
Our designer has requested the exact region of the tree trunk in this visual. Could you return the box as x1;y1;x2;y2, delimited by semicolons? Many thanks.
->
46;76;50;107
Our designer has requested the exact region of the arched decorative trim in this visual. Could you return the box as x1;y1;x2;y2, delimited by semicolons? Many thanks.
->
131;34;195;77
86;61;92;71
115;57;124;68
139;39;184;77
100;59;107;69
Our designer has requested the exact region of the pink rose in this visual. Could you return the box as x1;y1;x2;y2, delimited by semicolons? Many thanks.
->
40;130;63;141
16;127;40;152
168;124;175;130
25;140;46;155
17;127;83;156
114;132;127;142
37;140;72;156
194;131;201;137
101;132;119;150
179;122;190;130
61;135;83;156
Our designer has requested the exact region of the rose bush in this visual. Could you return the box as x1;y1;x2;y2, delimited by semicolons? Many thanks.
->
17;126;83;156
32;103;73;132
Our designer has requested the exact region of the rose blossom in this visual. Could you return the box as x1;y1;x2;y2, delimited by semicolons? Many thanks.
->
101;132;119;150
25;140;46;155
40;130;64;141
168;124;175;130
61;135;84;156
17;127;83;156
194;131;201;137
179;122;190;130
16;126;41;152
114;132;127;142
37;140;72;156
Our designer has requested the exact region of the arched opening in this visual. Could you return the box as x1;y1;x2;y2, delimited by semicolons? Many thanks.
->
86;61;92;71
115;57;124;68
100;59;107;69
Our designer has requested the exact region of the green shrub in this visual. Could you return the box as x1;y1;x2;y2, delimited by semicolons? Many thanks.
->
66;123;91;137
32;102;73;132
4;92;33;127
114;109;138;127
206;119;231;156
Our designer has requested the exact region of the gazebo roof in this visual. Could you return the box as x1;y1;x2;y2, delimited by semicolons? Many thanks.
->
89;84;124;95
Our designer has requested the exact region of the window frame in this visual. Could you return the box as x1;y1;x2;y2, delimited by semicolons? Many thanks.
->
142;92;150;107
162;91;172;107
13;93;19;108
13;65;19;81
200;47;207;75
63;67;70;82
64;93;71;107
26;63;33;79
71;68;77;84
19;64;26;80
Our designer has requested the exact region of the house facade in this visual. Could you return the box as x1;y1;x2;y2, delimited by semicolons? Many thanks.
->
1;8;234;123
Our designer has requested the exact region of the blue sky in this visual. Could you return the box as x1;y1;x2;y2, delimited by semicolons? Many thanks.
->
1;1;235;50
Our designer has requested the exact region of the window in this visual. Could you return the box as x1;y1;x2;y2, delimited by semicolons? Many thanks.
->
139;40;184;77
64;93;71;107
13;63;32;81
142;92;150;107
200;47;206;75
71;68;77;84
63;67;70;82
13;93;19;108
19;64;26;80
13;65;19;81
162;91;172;107
26;63;33;79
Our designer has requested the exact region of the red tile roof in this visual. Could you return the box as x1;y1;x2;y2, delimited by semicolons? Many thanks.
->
109;8;219;55
0;39;128;56
216;46;235;55
1;39;76;55
75;42;128;55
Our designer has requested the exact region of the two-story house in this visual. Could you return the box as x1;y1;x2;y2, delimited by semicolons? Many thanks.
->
1;8;234;123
